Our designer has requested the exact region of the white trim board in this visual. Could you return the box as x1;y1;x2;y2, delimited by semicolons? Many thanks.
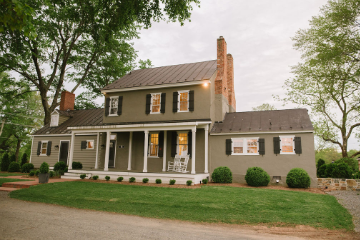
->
210;130;314;135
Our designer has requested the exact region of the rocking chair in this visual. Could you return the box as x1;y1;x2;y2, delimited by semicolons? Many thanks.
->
167;155;181;172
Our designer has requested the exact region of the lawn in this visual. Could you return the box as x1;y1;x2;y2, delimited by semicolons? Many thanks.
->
0;172;26;177
0;178;32;186
10;182;354;230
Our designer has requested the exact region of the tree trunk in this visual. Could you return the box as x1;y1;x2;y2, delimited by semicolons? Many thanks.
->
15;138;22;163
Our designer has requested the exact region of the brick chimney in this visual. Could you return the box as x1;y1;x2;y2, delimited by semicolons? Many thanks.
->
60;91;75;111
227;53;236;111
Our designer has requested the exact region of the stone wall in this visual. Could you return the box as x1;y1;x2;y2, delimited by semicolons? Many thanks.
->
317;178;360;191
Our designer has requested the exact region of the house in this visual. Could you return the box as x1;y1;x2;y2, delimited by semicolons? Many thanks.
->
30;36;317;186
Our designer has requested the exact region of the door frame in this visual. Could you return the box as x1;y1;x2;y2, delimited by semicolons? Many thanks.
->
108;138;117;168
58;140;70;165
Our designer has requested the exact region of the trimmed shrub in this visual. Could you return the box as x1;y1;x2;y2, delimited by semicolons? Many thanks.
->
245;167;270;187
202;178;208;184
211;166;232;183
353;172;360;179
21;163;34;173
39;162;49;174
186;180;192;186
0;153;10;171
80;174;86;179
325;163;336;177
318;164;327;178
35;170;40;176
72;162;83;169
155;179;161;184
9;154;16;162
332;163;352;179
335;157;358;172
92;175;99;180
142;178;149;183
49;171;54;177
286;168;311;188
29;170;35;176
129;177;136;183
316;159;326;177
169;179;176;185
21;153;28;166
54;161;67;172
64;167;68;173
117;177;123;182
8;162;20;172
105;176;110;181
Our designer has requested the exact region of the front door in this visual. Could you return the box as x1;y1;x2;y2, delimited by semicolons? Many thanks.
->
59;141;69;164
108;140;116;168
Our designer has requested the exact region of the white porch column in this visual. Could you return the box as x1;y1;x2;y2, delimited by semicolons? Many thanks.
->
191;127;196;174
162;130;167;171
95;132;100;169
68;131;75;170
204;125;209;174
143;130;149;172
127;132;133;170
104;131;111;171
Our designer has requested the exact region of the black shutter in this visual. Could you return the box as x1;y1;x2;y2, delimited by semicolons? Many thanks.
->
189;90;194;111
146;94;151;114
258;138;265;156
188;131;192;158
46;141;52;156
171;132;177;157
37;141;41;155
105;98;110;116
172;92;178;112
158;131;164;157
273;137;280;155
81;141;87;150
117;96;123;115
226;139;232;155
160;93;166;113
147;133;150;155
294;137;302;154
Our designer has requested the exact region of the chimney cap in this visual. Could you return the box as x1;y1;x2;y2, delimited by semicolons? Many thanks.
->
219;36;224;39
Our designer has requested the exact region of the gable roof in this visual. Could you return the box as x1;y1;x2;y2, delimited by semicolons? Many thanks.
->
102;60;217;91
211;109;313;134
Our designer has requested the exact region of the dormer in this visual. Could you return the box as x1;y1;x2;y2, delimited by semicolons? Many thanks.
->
50;110;60;127
50;109;73;127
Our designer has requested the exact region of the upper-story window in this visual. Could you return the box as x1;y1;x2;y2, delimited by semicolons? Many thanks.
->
151;93;161;114
178;90;189;112
280;135;294;154
50;114;59;127
109;97;118;116
173;90;194;113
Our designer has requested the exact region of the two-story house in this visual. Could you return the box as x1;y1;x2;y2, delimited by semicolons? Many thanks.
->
30;36;317;186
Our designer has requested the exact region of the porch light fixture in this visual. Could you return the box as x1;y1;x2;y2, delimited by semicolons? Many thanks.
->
101;144;105;149
203;82;208;87
54;145;59;150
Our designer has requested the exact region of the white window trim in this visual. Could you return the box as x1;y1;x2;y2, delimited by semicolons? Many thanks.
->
50;113;59;127
86;140;95;150
40;140;49;156
177;131;188;156
150;93;161;114
279;135;295;154
178;90;190;112
231;137;259;155
108;96;119;117
148;132;159;158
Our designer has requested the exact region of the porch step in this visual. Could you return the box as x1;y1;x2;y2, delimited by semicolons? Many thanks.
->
0;187;18;192
62;172;92;180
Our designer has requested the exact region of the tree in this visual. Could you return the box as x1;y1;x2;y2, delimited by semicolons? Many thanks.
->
252;103;276;111
0;0;200;125
283;0;360;158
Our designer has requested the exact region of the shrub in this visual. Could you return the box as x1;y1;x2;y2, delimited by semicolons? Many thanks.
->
169;179;176;185
316;159;326;177
0;153;10;171
186;180;192;186
332;163;352;179
129;177;136;183
211;166;233;183
245;167;270;187
105;176;110;181
64;167;68;173
353;172;360;179
155;179;161;184
21;163;34;173
29;170;35;176
54;161;67;171
117;177;123;182
39;162;49;174
335;157;358;172
202;178;208;184
72;162;83;169
35;169;40;176
142;178;149;183
318;164;327;178
9;154;16;162
21;153;28;166
8;162;20;172
49;171;55;177
92;175;99;180
325;163;337;177
286;168;311;188
80;174;86;179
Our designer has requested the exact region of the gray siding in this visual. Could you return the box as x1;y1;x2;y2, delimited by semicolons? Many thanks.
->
73;135;98;170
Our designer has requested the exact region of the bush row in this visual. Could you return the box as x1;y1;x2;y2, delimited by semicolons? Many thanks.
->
317;158;359;179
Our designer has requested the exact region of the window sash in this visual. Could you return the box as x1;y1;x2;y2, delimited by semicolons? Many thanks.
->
151;93;161;113
41;141;48;155
178;91;189;112
149;133;159;157
109;97;118;115
87;140;94;149
280;136;294;154
231;138;259;155
50;114;59;127
178;133;188;156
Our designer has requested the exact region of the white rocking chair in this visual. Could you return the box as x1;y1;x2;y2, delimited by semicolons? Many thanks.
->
167;155;181;172
177;155;190;173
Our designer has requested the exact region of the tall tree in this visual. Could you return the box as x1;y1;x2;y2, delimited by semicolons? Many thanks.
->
0;0;200;125
283;0;360;158
252;103;276;111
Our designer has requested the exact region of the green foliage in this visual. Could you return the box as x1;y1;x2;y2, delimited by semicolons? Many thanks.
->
155;179;161;184
317;159;326;177
49;171;54;178
138;59;153;69
74;92;102;110
252;103;276;111
72;162;83;170
92;175;99;180
331;163;353;179
325;164;337;178
9;154;16;162
353;172;360;179
54;162;67;172
186;180;192;186
80;174;86;180
29;170;35;176
245;167;270;187
35;169;40;176
202;179;208;184
211;166;233;183
7;162;20;172
335;158;358;172
286;168;311;188
142;178;149;183
169;179;176;185
105;176;110;181
0;153;10;171
20;153;28;166
318;164;327;178
117;177;123;182
129;177;136;183
21;163;34;173
39;162;49;174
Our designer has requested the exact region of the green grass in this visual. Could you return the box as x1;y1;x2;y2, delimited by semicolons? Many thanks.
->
10;182;354;230
0;172;26;177
0;178;32;186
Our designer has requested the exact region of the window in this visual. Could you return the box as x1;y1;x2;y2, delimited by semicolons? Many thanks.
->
178;132;188;156
150;93;161;114
87;140;94;149
40;141;48;155
149;133;159;157
280;135;294;154
109;97;118;116
231;137;259;155
50;114;59;127
178;91;189;112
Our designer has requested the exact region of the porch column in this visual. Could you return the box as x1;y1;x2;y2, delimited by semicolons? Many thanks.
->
204;125;209;174
95;132;99;169
162;130;167;171
104;131;111;171
68;131;75;170
191;127;196;174
143;130;149;172
127;132;133;170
